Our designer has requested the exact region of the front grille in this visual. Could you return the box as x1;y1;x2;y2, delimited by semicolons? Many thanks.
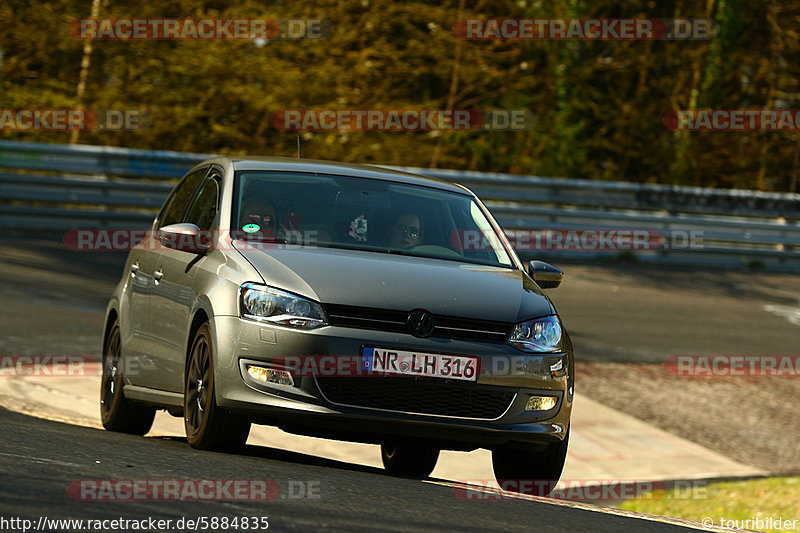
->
323;304;511;343
315;377;517;420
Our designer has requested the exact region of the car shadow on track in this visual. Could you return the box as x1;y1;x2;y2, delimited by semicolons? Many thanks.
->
148;435;388;477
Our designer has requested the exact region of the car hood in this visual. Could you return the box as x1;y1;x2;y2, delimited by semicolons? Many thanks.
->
234;244;554;323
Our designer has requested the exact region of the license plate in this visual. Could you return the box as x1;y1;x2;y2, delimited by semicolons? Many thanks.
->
362;347;479;382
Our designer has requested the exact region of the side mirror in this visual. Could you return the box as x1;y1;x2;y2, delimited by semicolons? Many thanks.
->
527;260;563;289
158;223;210;253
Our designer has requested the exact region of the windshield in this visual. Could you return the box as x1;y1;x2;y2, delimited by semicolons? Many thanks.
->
232;171;513;268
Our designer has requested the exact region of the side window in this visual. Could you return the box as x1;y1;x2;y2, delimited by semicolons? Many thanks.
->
158;167;208;227
183;177;220;230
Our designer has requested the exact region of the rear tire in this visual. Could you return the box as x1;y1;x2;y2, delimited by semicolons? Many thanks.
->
491;430;569;496
100;318;156;435
381;441;440;479
184;322;251;451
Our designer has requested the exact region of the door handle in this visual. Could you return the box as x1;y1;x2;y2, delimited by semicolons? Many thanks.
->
154;269;164;282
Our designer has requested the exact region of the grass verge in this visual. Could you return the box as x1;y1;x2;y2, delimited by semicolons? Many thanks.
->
619;476;800;532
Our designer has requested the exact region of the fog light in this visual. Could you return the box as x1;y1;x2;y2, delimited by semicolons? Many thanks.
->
246;364;294;386
525;395;557;411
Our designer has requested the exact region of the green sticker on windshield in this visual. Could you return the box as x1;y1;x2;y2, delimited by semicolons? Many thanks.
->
242;223;261;233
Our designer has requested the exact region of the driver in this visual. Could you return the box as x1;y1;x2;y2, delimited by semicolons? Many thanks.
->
388;212;423;249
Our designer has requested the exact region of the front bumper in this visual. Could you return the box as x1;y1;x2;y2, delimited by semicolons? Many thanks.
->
212;316;573;450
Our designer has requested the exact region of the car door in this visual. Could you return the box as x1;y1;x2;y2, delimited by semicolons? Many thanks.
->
131;166;209;389
149;169;221;392
121;236;157;387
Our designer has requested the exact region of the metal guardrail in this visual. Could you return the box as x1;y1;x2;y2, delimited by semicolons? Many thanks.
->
0;139;209;178
1;140;799;271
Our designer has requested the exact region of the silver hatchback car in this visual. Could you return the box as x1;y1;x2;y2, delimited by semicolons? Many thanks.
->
101;157;573;490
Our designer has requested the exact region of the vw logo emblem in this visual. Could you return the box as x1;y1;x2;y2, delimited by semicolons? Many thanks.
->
407;309;435;338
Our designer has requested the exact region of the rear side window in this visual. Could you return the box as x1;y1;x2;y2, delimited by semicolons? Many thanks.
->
157;167;208;227
183;177;220;230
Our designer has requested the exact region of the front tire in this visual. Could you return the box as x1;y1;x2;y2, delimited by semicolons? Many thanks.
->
381;441;440;479
100;318;156;435
184;322;250;451
491;430;570;496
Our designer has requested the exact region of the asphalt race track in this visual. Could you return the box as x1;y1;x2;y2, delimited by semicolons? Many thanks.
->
1;238;797;532
0;407;707;533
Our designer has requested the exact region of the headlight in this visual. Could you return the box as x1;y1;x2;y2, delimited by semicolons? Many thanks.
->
240;283;328;329
507;315;562;353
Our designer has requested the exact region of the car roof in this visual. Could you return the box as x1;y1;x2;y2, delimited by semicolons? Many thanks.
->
206;156;472;195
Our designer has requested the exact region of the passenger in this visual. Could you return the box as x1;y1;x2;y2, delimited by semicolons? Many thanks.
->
388;212;423;249
239;197;276;232
238;197;279;241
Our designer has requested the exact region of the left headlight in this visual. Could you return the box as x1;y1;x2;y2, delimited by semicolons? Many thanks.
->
240;283;328;329
507;315;562;353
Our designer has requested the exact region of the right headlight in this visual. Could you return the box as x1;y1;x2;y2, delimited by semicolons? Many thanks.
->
507;315;562;353
240;283;328;329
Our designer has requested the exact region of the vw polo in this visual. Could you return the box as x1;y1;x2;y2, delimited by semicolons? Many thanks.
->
101;157;574;490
